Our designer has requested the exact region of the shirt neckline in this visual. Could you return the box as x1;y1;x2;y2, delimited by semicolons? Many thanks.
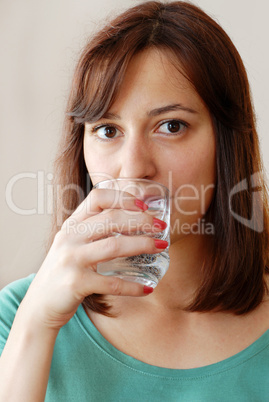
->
75;303;269;380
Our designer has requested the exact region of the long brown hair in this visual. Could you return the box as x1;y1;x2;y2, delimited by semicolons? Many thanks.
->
52;1;269;315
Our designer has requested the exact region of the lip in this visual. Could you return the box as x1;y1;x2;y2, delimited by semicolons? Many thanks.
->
142;194;163;202
140;196;168;213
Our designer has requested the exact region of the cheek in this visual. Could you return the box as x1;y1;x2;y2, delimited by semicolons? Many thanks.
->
84;145;113;185
169;143;216;221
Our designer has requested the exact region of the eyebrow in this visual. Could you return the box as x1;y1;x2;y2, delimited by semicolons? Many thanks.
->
147;103;198;116
102;103;198;120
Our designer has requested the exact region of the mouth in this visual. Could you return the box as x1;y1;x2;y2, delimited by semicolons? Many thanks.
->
139;195;168;212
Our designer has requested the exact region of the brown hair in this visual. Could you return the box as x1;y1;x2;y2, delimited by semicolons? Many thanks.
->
52;1;269;315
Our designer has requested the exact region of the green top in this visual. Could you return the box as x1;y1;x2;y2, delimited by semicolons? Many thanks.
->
1;275;269;401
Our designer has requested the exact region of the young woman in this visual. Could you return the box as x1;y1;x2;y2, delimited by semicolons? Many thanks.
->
1;1;269;400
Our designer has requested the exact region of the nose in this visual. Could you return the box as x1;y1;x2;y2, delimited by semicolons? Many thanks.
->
119;136;157;179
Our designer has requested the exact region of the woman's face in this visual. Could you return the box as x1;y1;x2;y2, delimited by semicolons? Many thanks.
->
84;48;216;242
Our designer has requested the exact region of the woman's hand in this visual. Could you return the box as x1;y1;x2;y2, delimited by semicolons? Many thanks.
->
21;188;167;331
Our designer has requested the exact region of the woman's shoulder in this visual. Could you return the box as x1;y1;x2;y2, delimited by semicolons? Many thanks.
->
0;274;36;322
0;274;36;353
0;274;36;303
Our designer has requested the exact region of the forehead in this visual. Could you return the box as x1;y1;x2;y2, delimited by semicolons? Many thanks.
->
108;48;208;115
121;48;190;91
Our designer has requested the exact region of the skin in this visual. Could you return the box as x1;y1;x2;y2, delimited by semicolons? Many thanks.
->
84;49;216;244
1;48;269;401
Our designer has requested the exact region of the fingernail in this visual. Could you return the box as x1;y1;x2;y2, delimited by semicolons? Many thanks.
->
153;218;167;230
135;199;148;211
144;285;154;294
154;239;169;249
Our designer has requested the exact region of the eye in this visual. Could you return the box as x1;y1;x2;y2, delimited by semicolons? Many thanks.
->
92;125;121;140
156;120;188;135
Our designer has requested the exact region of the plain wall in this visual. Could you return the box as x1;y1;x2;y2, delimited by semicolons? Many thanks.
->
1;0;268;288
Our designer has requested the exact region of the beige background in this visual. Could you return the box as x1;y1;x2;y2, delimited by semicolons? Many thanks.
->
1;0;269;288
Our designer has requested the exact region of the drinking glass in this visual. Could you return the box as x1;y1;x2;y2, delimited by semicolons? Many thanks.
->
93;178;170;287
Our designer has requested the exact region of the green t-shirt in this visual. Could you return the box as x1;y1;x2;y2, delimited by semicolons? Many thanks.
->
1;275;269;401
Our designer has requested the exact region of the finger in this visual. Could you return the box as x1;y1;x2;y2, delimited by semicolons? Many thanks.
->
78;236;168;266
62;189;148;229
62;210;167;243
80;271;154;298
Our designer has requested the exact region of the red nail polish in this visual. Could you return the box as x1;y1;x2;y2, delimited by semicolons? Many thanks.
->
135;199;148;211
153;218;167;230
144;285;154;294
154;239;168;249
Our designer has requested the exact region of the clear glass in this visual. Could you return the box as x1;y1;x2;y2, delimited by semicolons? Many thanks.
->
93;178;170;287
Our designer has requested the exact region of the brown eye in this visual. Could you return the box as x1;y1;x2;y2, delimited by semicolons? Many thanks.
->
104;126;117;138
93;125;120;140
156;120;187;135
168;121;181;133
